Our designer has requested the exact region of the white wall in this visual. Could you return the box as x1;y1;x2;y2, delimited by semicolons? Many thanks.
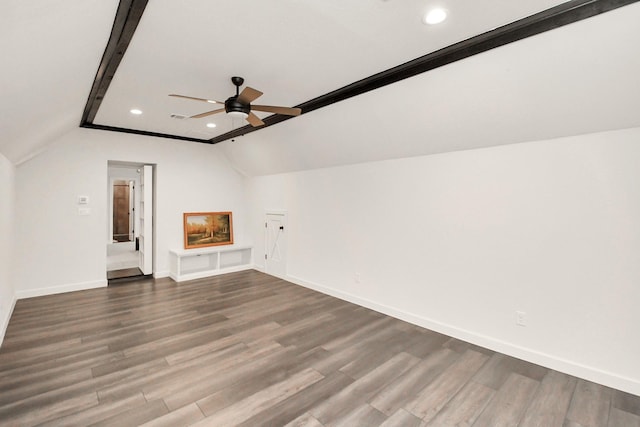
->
0;152;16;345
247;127;640;395
14;128;249;297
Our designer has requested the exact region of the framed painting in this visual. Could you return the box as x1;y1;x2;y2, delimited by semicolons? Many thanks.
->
183;212;233;249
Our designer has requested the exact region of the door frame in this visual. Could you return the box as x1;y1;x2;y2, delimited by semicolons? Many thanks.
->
107;161;154;275
108;164;141;244
128;180;135;241
111;179;133;242
138;164;154;275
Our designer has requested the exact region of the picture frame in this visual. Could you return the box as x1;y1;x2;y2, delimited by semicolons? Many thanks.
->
183;212;233;249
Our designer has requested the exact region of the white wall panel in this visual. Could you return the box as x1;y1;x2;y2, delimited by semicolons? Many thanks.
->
247;127;640;395
0;153;16;345
13;128;249;295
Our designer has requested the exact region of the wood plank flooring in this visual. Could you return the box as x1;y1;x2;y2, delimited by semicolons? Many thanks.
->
106;267;143;281
1;270;638;426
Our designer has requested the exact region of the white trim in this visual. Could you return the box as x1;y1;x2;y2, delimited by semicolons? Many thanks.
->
153;270;171;279
0;293;17;347
168;244;254;257
286;273;640;397
15;279;107;299
170;265;253;283
139;164;153;275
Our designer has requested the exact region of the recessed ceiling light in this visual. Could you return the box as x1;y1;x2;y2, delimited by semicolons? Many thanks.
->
206;123;217;128
130;109;143;115
424;8;447;25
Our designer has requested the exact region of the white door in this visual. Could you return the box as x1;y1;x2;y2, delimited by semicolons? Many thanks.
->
128;180;135;242
265;212;287;278
138;165;153;275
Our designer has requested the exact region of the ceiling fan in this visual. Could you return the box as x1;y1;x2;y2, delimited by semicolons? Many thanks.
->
169;76;302;127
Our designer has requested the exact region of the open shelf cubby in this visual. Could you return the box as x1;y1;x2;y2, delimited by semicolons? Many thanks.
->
169;245;253;282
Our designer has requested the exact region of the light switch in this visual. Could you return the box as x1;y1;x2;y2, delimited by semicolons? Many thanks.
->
77;195;90;205
78;207;91;215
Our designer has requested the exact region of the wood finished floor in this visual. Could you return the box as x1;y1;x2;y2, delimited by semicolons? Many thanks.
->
1;270;638;426
106;267;143;281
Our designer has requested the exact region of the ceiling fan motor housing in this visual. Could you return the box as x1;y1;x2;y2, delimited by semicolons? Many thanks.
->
225;96;250;115
171;75;299;126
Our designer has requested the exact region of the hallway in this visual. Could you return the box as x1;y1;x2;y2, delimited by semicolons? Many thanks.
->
106;242;141;280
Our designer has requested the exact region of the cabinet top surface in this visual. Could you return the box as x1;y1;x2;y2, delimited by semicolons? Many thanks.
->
170;245;252;256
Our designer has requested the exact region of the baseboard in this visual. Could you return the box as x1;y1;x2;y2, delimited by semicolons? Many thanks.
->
0;293;17;348
171;265;254;283
15;279;107;299
286;274;640;397
153;270;170;279
253;264;290;280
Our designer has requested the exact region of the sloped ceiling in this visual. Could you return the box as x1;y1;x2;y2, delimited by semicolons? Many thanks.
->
2;0;640;172
222;2;640;175
0;0;119;164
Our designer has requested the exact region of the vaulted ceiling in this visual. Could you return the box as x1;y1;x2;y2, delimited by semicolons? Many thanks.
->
2;0;640;173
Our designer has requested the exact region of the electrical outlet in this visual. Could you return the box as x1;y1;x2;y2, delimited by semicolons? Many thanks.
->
355;273;361;283
516;311;527;326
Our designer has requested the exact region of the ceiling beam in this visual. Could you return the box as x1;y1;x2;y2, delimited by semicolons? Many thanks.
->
207;0;639;144
80;0;148;125
82;123;209;143
80;0;638;144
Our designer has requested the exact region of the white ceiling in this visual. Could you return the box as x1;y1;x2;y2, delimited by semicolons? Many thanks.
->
0;0;119;164
222;2;640;175
2;0;640;173
94;0;570;139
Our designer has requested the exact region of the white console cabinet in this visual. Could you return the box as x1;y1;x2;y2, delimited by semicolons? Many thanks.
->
169;245;253;282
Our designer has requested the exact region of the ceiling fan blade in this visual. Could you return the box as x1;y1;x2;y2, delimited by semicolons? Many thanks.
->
190;108;225;119
252;105;302;116
246;112;265;127
169;94;222;104
238;86;263;104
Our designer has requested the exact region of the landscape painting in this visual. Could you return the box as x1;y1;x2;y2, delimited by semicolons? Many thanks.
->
183;212;233;249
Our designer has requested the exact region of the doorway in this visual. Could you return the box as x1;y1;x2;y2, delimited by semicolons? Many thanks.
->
107;162;154;282
265;211;287;278
112;179;133;242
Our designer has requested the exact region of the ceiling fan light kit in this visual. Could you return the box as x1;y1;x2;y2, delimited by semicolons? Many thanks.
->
228;111;249;120
169;76;301;128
